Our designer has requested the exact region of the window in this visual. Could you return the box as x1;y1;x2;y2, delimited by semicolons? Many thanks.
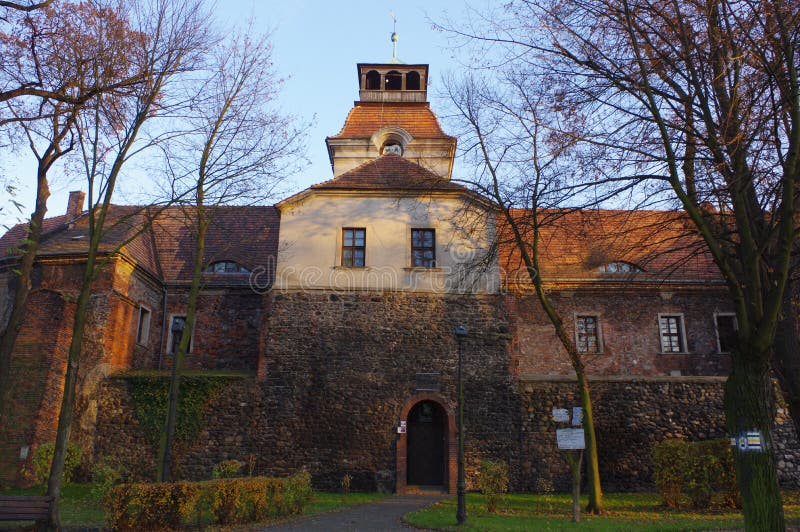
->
365;70;380;90
411;229;435;268
206;260;250;274
715;313;738;353
575;315;601;353
136;306;151;345
406;71;421;90
385;70;402;90
659;314;686;353
342;228;366;267
382;142;403;155
168;315;192;354
598;261;642;274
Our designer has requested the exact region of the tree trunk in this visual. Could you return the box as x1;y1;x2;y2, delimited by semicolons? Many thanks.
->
577;373;602;514
774;275;800;439
159;214;206;482
0;172;50;429
723;354;785;531
45;251;95;529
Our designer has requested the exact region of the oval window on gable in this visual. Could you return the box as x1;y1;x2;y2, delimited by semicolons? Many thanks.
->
206;261;251;274
598;261;642;274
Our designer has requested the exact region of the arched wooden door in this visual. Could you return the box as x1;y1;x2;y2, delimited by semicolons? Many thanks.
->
406;400;446;486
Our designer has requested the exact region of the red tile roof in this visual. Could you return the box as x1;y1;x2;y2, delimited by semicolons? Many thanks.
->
328;102;454;139
0;205;279;285
0;213;71;258
311;154;466;192
499;209;722;283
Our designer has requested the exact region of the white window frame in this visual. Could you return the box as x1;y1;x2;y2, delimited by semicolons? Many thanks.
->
574;313;603;354
166;314;194;355
658;313;687;353
135;305;151;346
714;312;738;354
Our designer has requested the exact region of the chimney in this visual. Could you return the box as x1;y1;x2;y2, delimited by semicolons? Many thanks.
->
66;191;85;219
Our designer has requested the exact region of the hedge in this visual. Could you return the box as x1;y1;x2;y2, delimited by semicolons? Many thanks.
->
652;438;740;509
105;472;313;529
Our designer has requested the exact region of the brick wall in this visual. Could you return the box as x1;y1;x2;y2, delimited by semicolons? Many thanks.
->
507;287;733;377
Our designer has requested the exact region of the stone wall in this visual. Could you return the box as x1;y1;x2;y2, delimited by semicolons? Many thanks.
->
88;290;800;493
91;374;800;492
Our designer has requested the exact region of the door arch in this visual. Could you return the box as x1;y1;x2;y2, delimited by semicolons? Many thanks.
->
396;393;457;494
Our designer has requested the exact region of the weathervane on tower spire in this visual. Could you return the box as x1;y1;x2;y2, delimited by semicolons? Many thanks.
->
389;11;401;64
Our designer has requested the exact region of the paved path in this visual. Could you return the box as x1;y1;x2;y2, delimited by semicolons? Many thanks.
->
264;495;443;531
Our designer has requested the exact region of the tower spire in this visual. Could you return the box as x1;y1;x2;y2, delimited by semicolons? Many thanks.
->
389;11;401;64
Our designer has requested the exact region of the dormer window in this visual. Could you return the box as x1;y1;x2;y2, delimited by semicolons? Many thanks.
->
598;261;642;274
382;142;403;156
206;260;250;274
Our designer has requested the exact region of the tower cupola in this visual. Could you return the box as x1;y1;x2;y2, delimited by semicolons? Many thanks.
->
357;63;428;103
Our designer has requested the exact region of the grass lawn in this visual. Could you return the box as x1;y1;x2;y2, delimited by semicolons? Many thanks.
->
0;484;386;529
405;491;800;531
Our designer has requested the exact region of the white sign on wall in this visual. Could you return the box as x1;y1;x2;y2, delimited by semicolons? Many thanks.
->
557;428;586;449
552;408;570;422
572;407;583;426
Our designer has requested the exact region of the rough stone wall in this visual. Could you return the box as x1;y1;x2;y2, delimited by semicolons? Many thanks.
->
160;287;262;371
507;288;733;377
91;374;800;492
516;377;799;492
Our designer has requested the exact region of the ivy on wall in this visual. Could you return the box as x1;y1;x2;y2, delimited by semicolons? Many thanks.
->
121;375;232;450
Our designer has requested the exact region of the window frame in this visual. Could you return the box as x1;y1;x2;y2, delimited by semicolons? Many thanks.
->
658;313;687;354
410;228;436;268
135;305;151;346
574;314;603;354
167;314;193;355
206;260;250;274
341;227;366;268
714;312;738;354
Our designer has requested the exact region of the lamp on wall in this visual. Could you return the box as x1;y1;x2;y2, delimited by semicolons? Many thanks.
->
454;323;467;525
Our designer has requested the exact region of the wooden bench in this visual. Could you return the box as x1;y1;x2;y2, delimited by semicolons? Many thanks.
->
0;495;52;529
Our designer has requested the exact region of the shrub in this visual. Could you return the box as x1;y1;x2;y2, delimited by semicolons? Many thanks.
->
105;474;314;529
652;439;687;507
91;456;127;498
684;441;716;509
30;442;83;485
341;473;352;494
477;460;508;513
105;481;199;530
284;471;313;514
212;459;243;479
652;438;739;509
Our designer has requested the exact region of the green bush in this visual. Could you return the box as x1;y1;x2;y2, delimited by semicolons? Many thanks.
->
652;438;739;509
105;474;314;529
31;442;83;485
212;459;243;479
91;456;127;498
477;460;509;513
652;440;687;507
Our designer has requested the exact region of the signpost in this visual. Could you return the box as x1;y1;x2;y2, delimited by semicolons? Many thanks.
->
553;407;585;523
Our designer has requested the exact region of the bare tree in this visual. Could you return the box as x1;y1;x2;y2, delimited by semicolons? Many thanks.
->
43;0;211;526
0;0;150;452
445;73;607;513
157;27;305;481
439;0;799;527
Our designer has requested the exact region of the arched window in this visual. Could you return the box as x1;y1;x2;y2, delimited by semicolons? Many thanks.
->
406;71;420;90
598;261;642;274
206;260;250;274
385;70;402;90
365;70;380;90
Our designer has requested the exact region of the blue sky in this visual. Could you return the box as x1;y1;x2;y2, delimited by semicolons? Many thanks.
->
0;0;465;228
